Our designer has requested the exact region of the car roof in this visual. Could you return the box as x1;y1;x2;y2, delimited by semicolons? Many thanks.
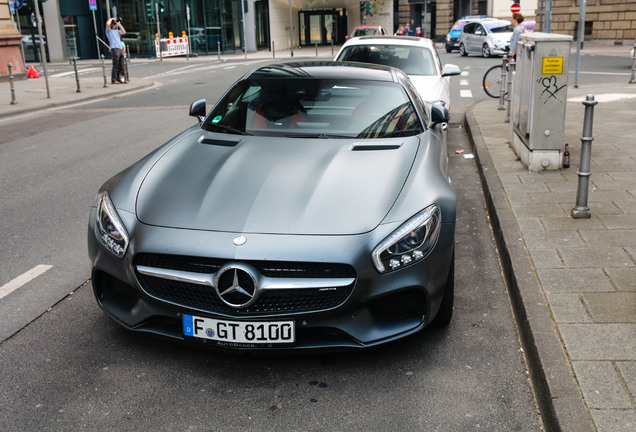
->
341;35;435;49
353;25;383;29
246;61;404;83
457;17;497;23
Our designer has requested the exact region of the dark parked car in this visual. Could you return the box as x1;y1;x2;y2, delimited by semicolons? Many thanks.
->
88;62;456;351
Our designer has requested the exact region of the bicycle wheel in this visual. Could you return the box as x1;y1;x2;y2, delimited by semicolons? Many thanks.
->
483;65;504;98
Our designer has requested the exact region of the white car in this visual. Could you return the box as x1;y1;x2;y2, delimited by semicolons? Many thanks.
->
334;36;461;108
458;19;513;57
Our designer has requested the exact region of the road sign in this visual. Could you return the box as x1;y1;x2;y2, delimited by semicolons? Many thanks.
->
88;0;97;11
9;0;24;13
511;3;521;13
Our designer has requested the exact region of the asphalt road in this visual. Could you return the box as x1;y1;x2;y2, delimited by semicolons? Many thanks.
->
5;50;614;429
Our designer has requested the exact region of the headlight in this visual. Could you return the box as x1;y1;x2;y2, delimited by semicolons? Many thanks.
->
95;191;129;258
371;205;441;273
446;35;451;42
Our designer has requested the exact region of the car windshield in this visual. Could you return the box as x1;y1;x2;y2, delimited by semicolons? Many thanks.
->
352;28;379;37
486;22;513;33
450;21;468;31
337;45;436;76
203;78;422;139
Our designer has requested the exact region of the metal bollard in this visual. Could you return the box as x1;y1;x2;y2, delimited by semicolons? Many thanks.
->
315;42;318;57
331;39;334;56
123;53;129;83
217;42;221;61
72;58;81;93
505;55;515;123
630;42;635;84
8;63;17;105
498;55;507;110
571;94;598;219
272;41;275;58
100;54;108;88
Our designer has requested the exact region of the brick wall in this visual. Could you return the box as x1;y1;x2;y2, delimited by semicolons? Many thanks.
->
539;0;636;41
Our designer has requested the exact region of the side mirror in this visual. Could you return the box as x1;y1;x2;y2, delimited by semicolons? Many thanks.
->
430;104;450;127
441;64;461;77
189;99;206;122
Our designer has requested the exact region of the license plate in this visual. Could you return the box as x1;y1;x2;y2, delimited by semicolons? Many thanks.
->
183;314;295;345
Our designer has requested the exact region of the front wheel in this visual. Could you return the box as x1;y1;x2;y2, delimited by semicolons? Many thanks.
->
483;65;504;98
458;43;467;57
482;43;491;58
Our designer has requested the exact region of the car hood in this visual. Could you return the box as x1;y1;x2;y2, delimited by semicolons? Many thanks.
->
408;75;448;107
492;32;513;42
136;132;420;235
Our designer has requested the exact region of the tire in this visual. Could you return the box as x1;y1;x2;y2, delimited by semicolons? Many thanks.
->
446;47;452;53
459;43;467;57
482;43;491;58
433;251;454;327
483;65;503;98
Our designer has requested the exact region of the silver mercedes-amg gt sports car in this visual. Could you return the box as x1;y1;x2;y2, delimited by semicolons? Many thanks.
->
88;61;456;351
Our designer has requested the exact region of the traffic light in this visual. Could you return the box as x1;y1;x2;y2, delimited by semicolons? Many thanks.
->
145;1;153;18
159;2;165;13
360;1;365;12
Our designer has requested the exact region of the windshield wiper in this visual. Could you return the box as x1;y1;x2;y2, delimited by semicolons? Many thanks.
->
206;123;253;136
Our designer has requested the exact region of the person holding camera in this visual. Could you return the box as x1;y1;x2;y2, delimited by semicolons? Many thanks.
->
105;18;126;84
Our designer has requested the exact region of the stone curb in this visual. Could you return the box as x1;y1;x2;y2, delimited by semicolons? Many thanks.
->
464;104;595;432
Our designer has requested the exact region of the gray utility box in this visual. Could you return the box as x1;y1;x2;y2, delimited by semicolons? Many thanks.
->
511;32;573;171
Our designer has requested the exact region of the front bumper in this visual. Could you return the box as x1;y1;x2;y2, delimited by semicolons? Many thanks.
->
445;38;459;50
88;210;455;351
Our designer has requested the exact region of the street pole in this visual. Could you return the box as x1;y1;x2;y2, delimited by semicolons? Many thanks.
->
241;0;246;59
33;0;50;99
289;0;294;57
186;4;191;60
92;10;100;60
545;0;552;33
574;0;586;88
155;2;162;61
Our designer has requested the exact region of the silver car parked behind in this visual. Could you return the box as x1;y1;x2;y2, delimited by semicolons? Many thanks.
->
458;19;513;57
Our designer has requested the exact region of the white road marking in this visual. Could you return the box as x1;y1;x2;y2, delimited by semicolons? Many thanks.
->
460;79;469;86
50;68;100;78
460;89;473;98
0;265;53;300
460;70;470;77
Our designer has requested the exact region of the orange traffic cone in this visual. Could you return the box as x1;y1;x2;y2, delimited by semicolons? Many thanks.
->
27;65;40;78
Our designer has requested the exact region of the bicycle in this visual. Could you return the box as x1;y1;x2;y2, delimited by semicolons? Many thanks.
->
482;50;512;98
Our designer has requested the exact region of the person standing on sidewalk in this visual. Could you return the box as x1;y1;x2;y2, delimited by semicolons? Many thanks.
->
509;13;525;59
105;18;126;84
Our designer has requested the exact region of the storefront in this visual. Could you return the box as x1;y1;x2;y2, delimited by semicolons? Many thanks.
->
55;0;249;59
298;8;347;46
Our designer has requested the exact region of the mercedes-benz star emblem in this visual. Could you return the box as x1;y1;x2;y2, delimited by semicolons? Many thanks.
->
233;235;247;246
215;266;258;308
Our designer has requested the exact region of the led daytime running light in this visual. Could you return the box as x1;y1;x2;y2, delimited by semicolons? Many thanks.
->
372;205;441;273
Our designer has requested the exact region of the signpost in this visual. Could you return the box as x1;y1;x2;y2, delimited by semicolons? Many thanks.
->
511;3;521;13
89;0;101;59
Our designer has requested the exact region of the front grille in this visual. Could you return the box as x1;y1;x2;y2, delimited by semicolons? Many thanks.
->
134;253;356;316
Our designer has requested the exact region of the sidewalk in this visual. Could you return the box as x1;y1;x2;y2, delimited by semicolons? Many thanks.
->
466;82;636;431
